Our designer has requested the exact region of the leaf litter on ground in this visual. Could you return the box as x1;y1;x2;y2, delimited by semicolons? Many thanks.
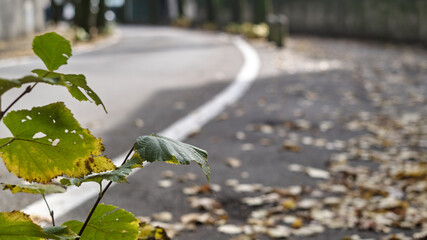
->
137;36;427;239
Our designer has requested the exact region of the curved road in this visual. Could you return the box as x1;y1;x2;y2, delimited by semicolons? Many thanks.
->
0;25;244;212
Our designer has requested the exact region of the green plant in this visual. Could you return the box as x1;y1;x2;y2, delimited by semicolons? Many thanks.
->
0;32;209;240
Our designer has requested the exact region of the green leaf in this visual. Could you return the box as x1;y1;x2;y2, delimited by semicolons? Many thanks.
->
0;75;59;97
60;154;143;187
32;69;107;112
134;134;210;180
0;211;46;240
1;183;66;194
0;102;115;183
43;226;78;240
138;223;171;240
0;78;21;97
0;211;77;240
32;32;72;71
63;204;139;240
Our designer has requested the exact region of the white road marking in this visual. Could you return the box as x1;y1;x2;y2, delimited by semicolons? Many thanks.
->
21;36;261;219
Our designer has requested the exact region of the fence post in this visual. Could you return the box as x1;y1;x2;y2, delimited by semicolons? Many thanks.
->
267;13;277;42
267;14;289;48
267;13;288;48
277;14;288;47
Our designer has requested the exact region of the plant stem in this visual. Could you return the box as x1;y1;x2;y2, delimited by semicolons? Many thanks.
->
76;145;135;239
0;84;34;120
0;71;50;121
42;194;55;226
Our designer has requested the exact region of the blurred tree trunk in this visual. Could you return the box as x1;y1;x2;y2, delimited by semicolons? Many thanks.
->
177;0;185;18
74;0;91;33
149;0;159;24
51;0;63;24
74;0;100;38
231;0;246;23
96;0;107;30
252;0;269;23
206;0;215;23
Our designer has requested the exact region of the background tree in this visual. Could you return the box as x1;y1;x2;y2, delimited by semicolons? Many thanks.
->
50;0;64;24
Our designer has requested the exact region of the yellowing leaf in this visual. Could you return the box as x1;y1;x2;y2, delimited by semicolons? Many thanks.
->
0;211;46;240
60;155;143;187
138;223;171;240
291;218;304;228
63;204;139;240
1;183;66;194
0;102;115;183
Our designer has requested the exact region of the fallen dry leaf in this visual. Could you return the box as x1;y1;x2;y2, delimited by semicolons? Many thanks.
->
217;224;243;235
266;225;291;238
305;167;330;179
226;157;242;168
152;211;173;222
188;197;222;211
157;179;173;188
283;140;301;152
180;213;213;225
241;143;254;151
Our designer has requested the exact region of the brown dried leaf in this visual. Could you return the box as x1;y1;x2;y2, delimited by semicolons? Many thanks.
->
152;212;173;222
283;140;301;152
217;224;243;235
267;225;291;238
226;158;242;168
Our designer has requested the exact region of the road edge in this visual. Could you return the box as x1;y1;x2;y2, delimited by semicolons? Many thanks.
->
0;29;122;69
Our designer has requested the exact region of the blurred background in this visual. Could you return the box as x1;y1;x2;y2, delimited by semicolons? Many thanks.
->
1;1;427;240
1;0;426;44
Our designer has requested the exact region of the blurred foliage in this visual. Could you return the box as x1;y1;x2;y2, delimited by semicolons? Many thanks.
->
226;22;269;39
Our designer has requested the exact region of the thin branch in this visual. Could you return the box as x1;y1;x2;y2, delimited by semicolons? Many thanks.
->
42;194;55;226
0;84;33;120
0;71;50;121
76;145;135;239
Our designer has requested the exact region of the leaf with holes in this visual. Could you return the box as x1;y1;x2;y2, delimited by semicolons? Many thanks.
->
0;102;115;183
63;204;139;240
135;134;210;180
1;183;66;194
32;69;107;112
0;75;60;98
32;32;72;71
0;72;106;112
60;154;143;187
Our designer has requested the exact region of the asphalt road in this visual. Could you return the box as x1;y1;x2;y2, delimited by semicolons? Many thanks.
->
1;26;426;240
0;25;243;212
58;35;425;240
